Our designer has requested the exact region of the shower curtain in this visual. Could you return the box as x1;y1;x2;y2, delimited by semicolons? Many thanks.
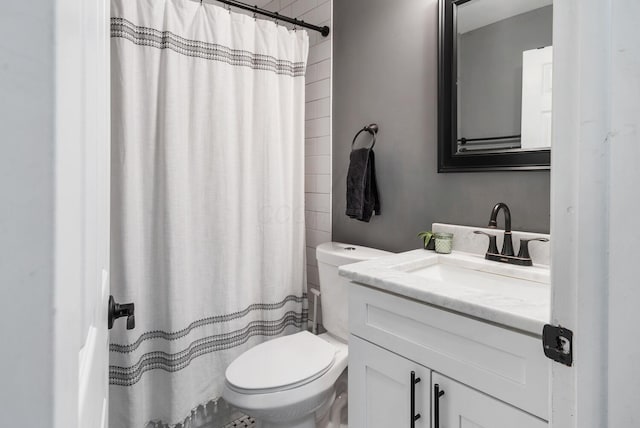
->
109;0;309;426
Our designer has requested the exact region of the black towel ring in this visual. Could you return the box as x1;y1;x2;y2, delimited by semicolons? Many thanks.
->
351;123;379;150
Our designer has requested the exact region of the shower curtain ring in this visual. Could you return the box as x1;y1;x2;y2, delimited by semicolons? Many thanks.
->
253;5;257;21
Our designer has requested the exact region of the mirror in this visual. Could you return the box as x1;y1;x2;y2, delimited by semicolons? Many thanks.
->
438;0;552;172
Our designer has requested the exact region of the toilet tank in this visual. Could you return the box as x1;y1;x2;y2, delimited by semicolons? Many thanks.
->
315;242;392;342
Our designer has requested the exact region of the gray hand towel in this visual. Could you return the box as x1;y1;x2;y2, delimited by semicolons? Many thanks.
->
346;147;380;222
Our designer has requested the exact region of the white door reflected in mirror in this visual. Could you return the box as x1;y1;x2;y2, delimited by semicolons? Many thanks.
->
521;46;553;150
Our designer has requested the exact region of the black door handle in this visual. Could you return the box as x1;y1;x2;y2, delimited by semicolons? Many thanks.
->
108;295;135;330
410;371;421;427
434;383;445;427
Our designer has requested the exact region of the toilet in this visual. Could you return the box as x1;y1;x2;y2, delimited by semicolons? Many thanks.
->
222;242;391;428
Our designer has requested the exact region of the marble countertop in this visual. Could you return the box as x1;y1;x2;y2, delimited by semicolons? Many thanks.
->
339;249;550;336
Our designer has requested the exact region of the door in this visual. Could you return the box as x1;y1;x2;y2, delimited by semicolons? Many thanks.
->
432;373;546;428
78;0;112;426
520;46;553;150
551;1;640;427
53;0;111;427
349;335;431;428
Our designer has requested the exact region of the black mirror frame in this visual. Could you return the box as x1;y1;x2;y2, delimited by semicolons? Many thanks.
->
437;0;551;173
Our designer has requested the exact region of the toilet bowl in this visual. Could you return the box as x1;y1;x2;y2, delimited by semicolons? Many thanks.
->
222;242;391;428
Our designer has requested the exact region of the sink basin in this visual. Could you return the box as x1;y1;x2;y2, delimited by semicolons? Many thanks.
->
399;251;549;287
409;262;540;288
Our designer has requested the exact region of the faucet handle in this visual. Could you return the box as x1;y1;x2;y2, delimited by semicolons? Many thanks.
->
517;237;550;259
474;230;499;254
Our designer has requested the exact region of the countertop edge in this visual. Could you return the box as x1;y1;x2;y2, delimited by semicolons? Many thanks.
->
340;255;548;336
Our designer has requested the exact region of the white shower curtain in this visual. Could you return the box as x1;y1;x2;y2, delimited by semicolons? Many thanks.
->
109;0;308;426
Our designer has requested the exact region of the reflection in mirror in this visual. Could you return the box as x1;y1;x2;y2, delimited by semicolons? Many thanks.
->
455;0;552;154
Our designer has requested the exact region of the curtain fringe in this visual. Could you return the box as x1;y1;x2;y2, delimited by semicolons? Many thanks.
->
146;397;255;428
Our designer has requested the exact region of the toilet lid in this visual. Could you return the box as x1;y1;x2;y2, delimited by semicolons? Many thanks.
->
225;331;336;392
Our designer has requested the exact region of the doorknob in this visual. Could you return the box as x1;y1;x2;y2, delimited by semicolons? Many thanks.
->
108;295;135;330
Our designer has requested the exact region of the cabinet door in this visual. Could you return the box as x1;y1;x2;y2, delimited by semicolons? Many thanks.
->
349;335;431;428
432;373;547;428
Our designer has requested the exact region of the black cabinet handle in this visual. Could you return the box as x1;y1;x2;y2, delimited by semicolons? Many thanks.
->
410;371;421;427
434;383;445;427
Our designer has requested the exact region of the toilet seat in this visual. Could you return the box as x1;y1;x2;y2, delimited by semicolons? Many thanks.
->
225;331;337;394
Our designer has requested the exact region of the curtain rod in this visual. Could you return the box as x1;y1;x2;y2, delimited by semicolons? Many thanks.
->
212;0;330;37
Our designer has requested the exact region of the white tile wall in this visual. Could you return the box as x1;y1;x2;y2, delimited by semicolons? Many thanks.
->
257;0;333;324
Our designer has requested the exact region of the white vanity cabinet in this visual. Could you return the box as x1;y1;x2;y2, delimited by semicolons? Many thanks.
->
432;373;546;428
348;282;550;428
349;335;431;428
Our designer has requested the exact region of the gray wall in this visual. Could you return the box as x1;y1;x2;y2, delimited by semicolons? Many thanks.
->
458;6;553;139
332;0;550;253
0;1;54;423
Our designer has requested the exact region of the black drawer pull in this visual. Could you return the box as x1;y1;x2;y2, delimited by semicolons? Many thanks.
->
434;383;445;427
411;371;421;427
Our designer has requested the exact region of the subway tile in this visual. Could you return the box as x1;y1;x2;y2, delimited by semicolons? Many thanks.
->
305;63;318;83
307;30;320;47
305;193;330;212
305;60;330;84
279;5;293;19
308;39;331;64
301;1;331;28
306;228;331;248
305;116;330;138
291;0;317;18
316;211;331;232
305;209;317;229
314;173;331;193
305;155;330;174
307;247;319;265
307;264;319;286
300;0;331;299
314;59;331;81
305;135;331;156
305;173;331;193
305;78;330;101
305;97;330;119
304;139;318;156
263;0;280;12
305;174;316;192
304;98;317;119
306;246;318;266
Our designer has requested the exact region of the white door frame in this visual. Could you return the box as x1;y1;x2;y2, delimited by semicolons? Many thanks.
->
551;0;640;426
53;0;111;427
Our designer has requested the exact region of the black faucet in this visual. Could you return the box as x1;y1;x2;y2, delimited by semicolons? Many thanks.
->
488;202;514;256
474;202;549;266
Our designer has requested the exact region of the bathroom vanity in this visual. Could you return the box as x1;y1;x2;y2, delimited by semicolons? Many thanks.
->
340;224;551;428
